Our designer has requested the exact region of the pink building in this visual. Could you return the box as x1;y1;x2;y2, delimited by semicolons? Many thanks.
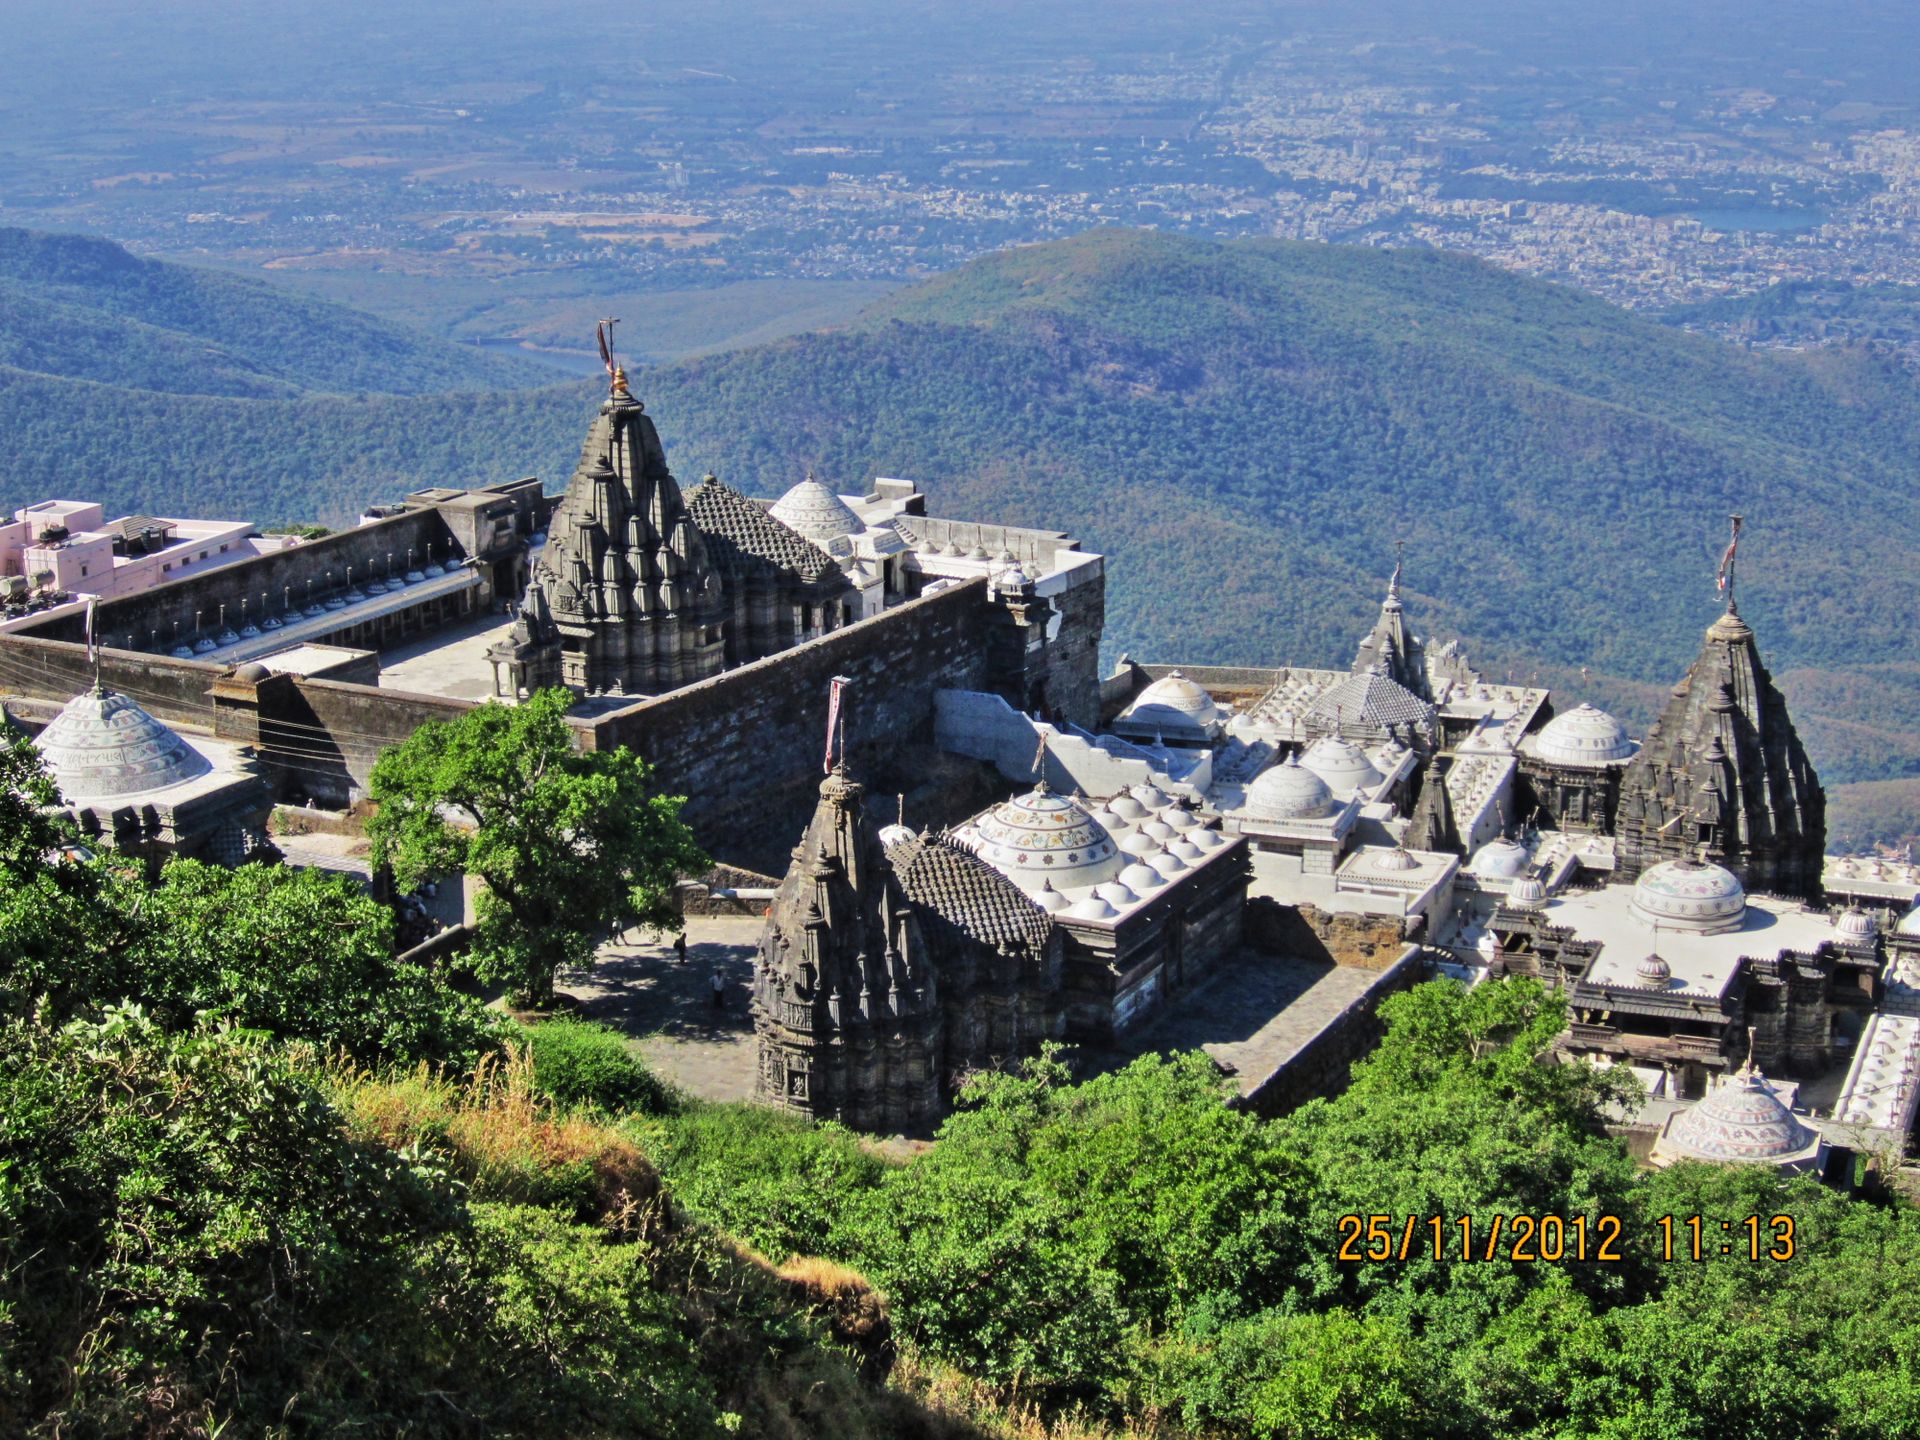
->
0;501;291;627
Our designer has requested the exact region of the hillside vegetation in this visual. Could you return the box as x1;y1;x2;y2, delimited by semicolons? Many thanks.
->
4;228;1920;814
0;227;550;397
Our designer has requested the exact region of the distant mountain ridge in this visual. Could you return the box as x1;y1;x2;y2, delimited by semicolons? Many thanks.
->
0;227;550;397
3;227;1920;842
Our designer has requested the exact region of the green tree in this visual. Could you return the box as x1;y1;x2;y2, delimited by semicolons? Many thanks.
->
367;688;707;1006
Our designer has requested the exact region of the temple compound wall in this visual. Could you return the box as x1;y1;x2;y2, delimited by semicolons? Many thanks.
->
581;578;1004;869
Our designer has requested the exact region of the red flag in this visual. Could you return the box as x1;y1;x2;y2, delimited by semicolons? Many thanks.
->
596;322;615;378
824;676;847;773
1716;516;1742;593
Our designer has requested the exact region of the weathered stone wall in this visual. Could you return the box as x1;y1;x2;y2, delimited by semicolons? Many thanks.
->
1247;898;1407;969
242;676;476;808
0;632;223;729
1235;946;1423;1119
579;578;998;868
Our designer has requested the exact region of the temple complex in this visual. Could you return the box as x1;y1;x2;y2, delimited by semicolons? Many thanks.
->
1;329;1916;1165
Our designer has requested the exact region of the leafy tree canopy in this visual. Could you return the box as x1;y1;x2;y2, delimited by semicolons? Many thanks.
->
367;688;708;1005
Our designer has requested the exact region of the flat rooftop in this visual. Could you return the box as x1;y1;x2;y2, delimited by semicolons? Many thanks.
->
375;610;516;702
1544;885;1840;1000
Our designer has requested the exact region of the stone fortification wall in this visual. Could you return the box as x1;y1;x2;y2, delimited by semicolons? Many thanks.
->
0;632;223;730
19;509;460;651
1235;945;1422;1119
580;578;998;869
269;677;476;808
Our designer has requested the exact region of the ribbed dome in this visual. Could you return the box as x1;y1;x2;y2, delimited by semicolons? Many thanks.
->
1122;672;1220;732
1835;908;1879;944
1470;837;1531;880
1244;755;1335;822
36;688;213;804
768;478;863;544
1530;703;1637;768
1661;1065;1821;1165
1300;736;1383;797
1510;874;1547;909
1631;859;1747;934
965;783;1122;895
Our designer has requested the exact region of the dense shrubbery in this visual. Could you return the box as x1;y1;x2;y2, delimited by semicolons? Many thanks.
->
519;1015;682;1116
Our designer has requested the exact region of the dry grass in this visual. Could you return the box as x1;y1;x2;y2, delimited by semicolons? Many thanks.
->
331;1045;662;1230
885;1347;1163;1440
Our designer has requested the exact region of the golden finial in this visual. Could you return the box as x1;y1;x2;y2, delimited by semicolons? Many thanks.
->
611;366;630;397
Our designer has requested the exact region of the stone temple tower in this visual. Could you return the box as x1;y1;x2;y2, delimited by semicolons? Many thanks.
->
504;371;727;696
1616;600;1825;900
753;764;943;1132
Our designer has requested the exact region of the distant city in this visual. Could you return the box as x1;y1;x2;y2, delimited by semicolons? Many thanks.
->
7;0;1920;365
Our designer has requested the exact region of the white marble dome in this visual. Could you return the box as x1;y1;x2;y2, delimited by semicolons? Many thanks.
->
1658;1066;1823;1168
1631;859;1747;935
1470;837;1531;881
1300;736;1383;797
1510;874;1547;909
769;478;863;544
965;783;1122;895
1834;908;1880;945
1530;703;1637;768
1122;673;1220;733
36;687;213;804
1243;755;1335;822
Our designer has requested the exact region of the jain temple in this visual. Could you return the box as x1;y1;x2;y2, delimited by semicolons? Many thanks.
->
4;363;1919;1162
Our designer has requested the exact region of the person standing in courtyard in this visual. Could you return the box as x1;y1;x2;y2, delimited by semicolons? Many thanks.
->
709;969;725;1011
673;931;688;964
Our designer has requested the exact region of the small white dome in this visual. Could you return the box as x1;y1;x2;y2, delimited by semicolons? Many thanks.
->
1511;874;1547;909
1130;780;1174;810
1121;673;1219;734
1635;953;1673;988
1835;908;1879;944
1244;755;1335;822
878;823;916;849
1470;837;1531;881
1096;881;1139;907
1118;831;1158;858
965;783;1122;895
1631;859;1747;935
1064;893;1118;922
1300;736;1383;797
1108;793;1148;821
1120;862;1165;893
769;478;863;544
1529;703;1637;768
1148;848;1188;878
1034;880;1070;914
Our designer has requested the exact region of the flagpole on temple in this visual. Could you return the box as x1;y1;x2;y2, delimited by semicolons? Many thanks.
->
1715;513;1743;615
824;675;852;773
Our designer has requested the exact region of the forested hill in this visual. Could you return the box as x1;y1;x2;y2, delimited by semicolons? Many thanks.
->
5;227;1920;818
0;227;550;397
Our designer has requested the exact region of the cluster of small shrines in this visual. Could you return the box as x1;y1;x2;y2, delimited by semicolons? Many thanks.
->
749;532;1920;1159
6;359;1919;1165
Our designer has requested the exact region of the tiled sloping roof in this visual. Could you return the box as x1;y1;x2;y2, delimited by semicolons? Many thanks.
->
685;475;840;583
1305;670;1434;729
886;832;1052;952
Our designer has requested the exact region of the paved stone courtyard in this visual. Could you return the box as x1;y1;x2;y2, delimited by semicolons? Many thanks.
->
559;914;764;1102
376;610;517;701
561;912;1393;1112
